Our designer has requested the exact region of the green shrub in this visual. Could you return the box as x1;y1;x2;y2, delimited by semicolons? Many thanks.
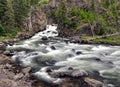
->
96;26;106;35
7;27;21;37
78;9;95;23
71;6;79;16
38;0;50;6
0;24;6;36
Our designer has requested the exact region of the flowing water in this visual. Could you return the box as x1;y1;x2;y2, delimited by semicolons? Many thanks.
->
7;25;120;87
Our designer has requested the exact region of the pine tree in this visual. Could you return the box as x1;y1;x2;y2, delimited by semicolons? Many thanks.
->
13;0;29;29
0;0;15;31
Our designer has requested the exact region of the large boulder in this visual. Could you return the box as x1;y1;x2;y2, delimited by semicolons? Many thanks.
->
51;69;88;78
0;54;12;64
84;77;103;87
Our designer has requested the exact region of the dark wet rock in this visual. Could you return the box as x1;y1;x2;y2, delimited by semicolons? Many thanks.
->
3;50;13;56
68;54;74;57
89;70;102;80
64;40;69;44
31;52;38;56
46;67;102;87
51;75;103;87
47;31;50;33
71;49;75;52
51;69;88;78
81;40;89;44
76;51;82;55
50;46;56;50
52;31;58;34
41;36;48;40
92;70;100;76
45;60;56;66
68;67;74;70
84;77;103;87
9;43;14;46
46;68;52;73
80;57;102;62
15;57;22;65
95;58;102;62
58;77;103;87
107;61;113;64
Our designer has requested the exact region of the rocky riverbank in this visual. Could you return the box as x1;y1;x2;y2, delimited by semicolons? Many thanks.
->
0;31;105;87
58;28;120;46
0;54;34;87
0;54;104;87
1;24;119;87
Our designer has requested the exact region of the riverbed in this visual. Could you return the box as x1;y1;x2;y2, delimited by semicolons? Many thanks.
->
7;25;120;87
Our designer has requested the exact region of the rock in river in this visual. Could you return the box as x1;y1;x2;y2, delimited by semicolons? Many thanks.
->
41;36;48;40
51;69;88;78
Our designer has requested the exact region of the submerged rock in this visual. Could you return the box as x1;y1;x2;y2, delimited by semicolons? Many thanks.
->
41;36;48;40
76;51;82;55
50;46;56;50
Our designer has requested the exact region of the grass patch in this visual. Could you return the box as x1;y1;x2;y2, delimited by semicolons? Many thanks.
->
92;36;120;44
0;36;12;41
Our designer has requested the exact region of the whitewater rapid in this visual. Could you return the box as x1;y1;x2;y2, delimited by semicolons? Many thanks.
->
7;25;120;87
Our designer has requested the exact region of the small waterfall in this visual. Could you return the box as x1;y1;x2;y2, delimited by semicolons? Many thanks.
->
32;25;58;39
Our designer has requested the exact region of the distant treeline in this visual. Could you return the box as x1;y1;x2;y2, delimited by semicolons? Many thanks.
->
0;0;120;36
46;0;120;35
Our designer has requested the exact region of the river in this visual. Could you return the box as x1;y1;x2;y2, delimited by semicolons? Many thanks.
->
7;25;120;87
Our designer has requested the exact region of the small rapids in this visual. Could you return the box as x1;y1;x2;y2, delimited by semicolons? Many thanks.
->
7;25;120;87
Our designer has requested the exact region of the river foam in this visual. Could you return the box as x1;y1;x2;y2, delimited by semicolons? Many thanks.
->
7;25;120;87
